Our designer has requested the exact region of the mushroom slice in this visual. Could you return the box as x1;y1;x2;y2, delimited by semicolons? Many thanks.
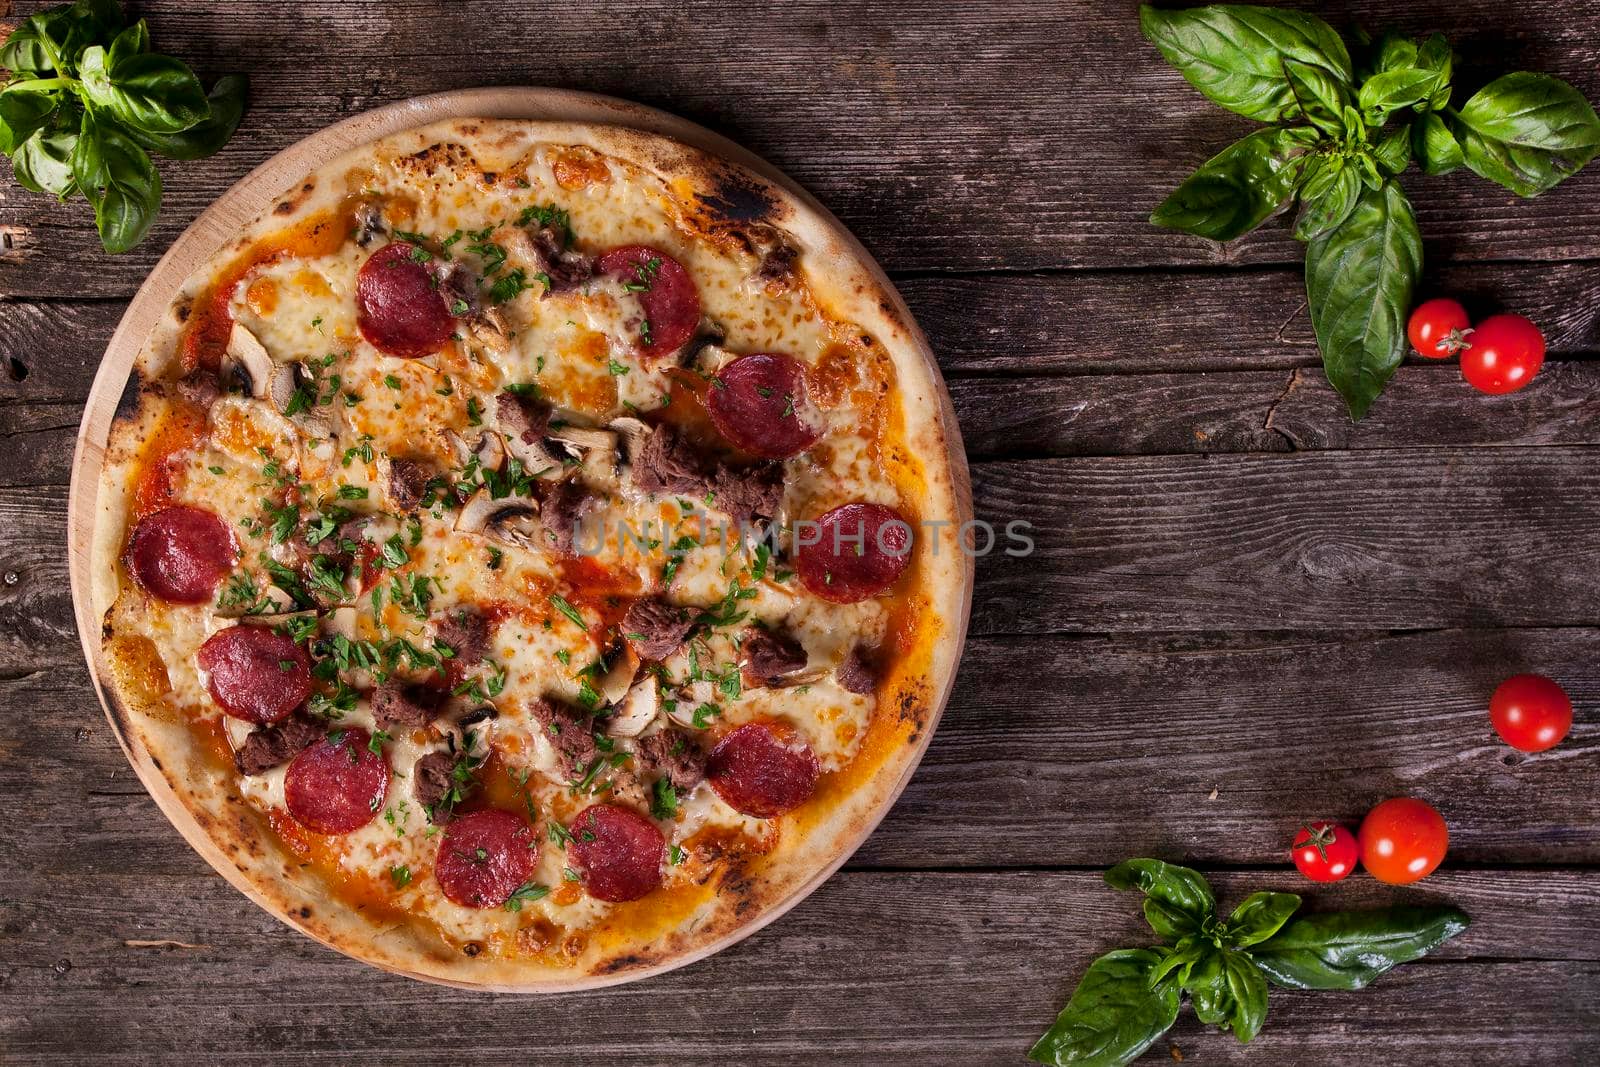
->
325;606;358;641
682;318;729;369
443;428;509;475
606;675;659;738
224;322;273;399
665;680;717;729
687;342;738;376
238;604;313;627
454;488;541;549
548;425;619;483
503;433;564;479
594;642;641;707
607;417;651;466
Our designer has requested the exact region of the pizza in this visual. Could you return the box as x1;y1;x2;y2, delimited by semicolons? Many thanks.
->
85;116;968;986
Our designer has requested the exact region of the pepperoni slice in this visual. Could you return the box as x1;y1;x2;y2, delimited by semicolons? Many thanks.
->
356;241;455;358
598;245;701;357
284;727;389;835
125;505;236;604
707;721;820;819
197;625;314;723
796;501;913;603
566;804;666;903
434;808;539;908
706;352;823;459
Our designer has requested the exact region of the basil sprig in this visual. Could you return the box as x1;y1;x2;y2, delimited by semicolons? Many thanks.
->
1142;5;1600;420
1028;859;1469;1066
0;0;247;252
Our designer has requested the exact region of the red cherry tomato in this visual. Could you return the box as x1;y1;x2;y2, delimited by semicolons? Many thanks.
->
1460;314;1545;394
1291;822;1359;882
1359;798;1448;884
1489;674;1573;753
1408;298;1472;359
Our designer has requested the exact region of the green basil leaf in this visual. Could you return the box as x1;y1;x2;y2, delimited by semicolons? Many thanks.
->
1251;906;1469;991
0;21;55;75
1147;937;1209;990
1150;127;1315;241
1359;66;1444;125
1372;124;1413;174
13;124;79;197
27;0;124;77
71;110;161;253
1455;72;1600;197
1368;32;1417;77
1414;111;1465;175
1283;58;1349;135
0;84;61;156
1222;891;1300;947
108;18;152;65
1294;158;1361;242
1138;4;1351;123
1104;859;1215;940
1304;179;1421;420
1415;32;1453;109
1186;952;1232;1026
80;47;209;135
1219;949;1269;1043
125;74;247;160
1028;949;1181;1067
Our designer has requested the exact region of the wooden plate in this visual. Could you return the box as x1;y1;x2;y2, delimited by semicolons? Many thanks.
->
67;87;973;988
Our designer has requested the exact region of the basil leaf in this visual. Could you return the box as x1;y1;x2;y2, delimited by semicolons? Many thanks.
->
1185;951;1231;1025
1414;111;1465;175
1415;33;1454;109
1146;936;1210;989
1139;4;1352;123
1219;949;1269;1043
27;0;124;77
1028;949;1181;1067
1455;72;1600;197
1251;906;1469;991
1283;58;1349;135
71;110;161;253
1372;124;1413;175
1365;32;1418;79
0;21;55;75
13;124;79;197
1222;891;1300;947
108;18;151;65
1104;858;1215;940
1305;179;1421;419
126;74;248;160
1294;158;1361;242
0;84;61;156
1150;127;1315;241
1359;66;1443;125
80;46;209;135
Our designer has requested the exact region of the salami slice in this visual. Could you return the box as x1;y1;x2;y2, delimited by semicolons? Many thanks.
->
284;727;389;835
707;721;820;819
566;804;666;903
356;241;456;358
126;505;236;604
197;625;313;723
598;245;701;357
706;352;822;459
434;808;539;908
796;501;913;603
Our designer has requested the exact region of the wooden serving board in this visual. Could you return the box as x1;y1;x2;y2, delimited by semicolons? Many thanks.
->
64;87;973;988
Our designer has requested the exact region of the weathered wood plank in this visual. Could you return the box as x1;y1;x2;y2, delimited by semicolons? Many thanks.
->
1;864;1595;1064
4;0;1600;296
7;628;1597;869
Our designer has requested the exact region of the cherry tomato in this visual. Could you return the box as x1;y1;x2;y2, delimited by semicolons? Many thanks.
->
1408;298;1472;359
1291;822;1359;882
1359;798;1448;884
1489;673;1573;753
1460;314;1545;394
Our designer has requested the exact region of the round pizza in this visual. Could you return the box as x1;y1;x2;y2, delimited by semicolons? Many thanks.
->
86;116;968;986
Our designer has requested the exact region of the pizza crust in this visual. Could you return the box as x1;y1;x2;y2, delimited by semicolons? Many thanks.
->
83;108;972;989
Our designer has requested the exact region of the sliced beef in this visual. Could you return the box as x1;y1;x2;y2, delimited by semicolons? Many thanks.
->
740;625;808;688
540;479;595;555
531;225;594;293
634;728;706;792
371;681;445;731
528;698;600;785
413;749;470;824
836;645;876;695
174;369;222;410
495;391;552;444
434;260;479;316
710;461;785;528
432;608;490;668
233;713;324;777
634;423;711;496
387;458;435;512
622;598;696;661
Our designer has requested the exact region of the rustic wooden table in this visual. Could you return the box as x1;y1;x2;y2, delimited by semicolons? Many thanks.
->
3;1;1598;1063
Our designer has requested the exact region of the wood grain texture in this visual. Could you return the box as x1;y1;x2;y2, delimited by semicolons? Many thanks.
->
3;0;1600;296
